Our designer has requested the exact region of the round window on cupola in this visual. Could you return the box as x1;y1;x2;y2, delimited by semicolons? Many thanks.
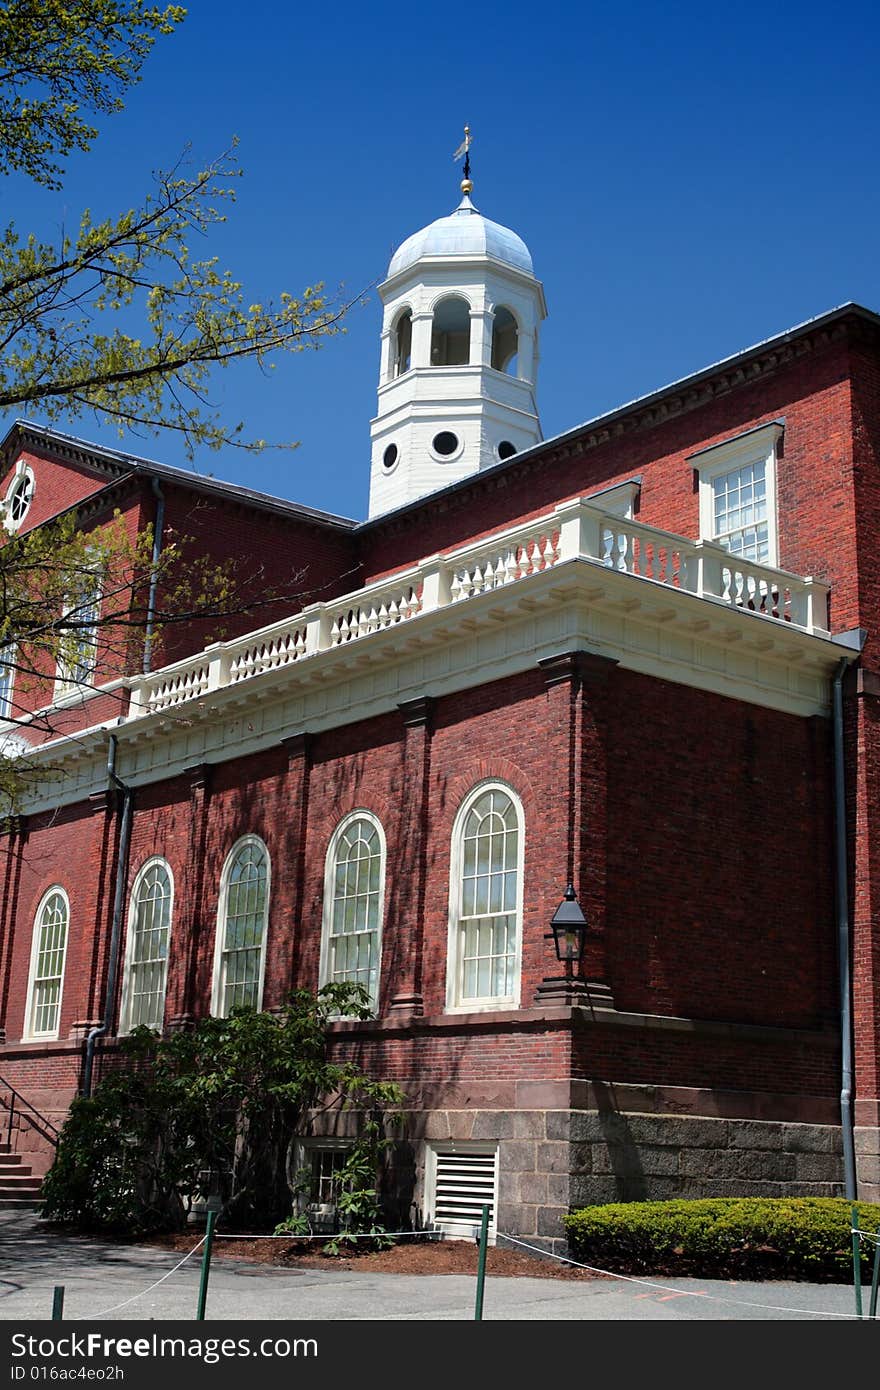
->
382;443;399;471
3;465;34;532
431;431;460;459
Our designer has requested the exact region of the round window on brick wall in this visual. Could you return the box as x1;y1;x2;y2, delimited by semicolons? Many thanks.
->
432;431;459;457
382;443;399;470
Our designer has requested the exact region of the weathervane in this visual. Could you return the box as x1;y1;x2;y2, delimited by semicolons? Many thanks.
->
453;125;473;194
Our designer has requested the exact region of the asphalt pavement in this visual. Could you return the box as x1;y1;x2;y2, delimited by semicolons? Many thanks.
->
0;1207;869;1322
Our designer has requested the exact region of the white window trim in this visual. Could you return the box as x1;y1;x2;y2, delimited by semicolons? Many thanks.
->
53;567;103;701
211;834;270;1017
1;460;35;534
319;809;386;1012
423;1140;499;1243
0;643;16;721
445;779;524;1014
23;885;70;1042
119;856;175;1036
692;420;783;567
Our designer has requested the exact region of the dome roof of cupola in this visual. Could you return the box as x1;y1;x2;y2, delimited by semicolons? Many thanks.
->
386;194;534;279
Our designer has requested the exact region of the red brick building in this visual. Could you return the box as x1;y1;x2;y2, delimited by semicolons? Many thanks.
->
1;182;878;1249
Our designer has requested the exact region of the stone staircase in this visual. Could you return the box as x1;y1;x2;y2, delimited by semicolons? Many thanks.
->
0;1143;44;1209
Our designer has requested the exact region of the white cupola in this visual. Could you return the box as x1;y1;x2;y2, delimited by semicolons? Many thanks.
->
368;164;547;519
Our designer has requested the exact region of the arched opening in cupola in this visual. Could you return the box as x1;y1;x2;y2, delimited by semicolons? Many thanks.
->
393;308;412;376
491;306;519;375
430;296;471;366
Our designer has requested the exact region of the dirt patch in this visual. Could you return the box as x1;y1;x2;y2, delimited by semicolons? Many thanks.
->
141;1230;604;1281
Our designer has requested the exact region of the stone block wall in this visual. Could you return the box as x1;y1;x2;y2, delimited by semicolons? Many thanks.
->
412;1107;846;1256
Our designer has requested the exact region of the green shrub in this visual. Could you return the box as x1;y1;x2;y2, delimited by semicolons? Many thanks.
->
562;1198;880;1282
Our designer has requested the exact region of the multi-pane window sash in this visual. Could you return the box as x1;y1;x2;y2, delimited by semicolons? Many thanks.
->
56;570;102;694
329;818;382;1005
310;1148;348;1204
0;644;14;718
218;841;269;1015
125;862;173;1031
712;460;769;563
29;891;68;1037
459;789;519;1003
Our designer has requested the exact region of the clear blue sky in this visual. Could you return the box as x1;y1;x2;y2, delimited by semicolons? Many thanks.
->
12;0;880;520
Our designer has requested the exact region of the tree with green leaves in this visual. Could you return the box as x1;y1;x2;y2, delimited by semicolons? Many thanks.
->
0;1;357;808
0;0;352;455
40;986;405;1235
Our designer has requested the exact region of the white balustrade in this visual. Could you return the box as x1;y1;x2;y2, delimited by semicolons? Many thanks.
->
126;498;831;719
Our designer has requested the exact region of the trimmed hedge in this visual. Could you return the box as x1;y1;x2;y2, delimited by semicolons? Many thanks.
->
562;1198;880;1282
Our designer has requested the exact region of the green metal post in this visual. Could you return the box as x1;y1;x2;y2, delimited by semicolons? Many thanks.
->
474;1204;489;1322
852;1204;863;1319
196;1208;217;1321
869;1229;880;1319
51;1286;64;1321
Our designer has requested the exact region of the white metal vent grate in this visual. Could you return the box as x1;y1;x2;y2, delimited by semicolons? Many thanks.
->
429;1145;498;1241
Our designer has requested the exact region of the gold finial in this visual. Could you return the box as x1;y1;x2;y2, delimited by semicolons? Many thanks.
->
452;125;473;194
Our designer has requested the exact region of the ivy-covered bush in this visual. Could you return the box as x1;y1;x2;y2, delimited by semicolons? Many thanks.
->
563;1198;880;1282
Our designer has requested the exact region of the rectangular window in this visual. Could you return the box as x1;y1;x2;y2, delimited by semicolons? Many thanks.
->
692;420;783;569
55;570;102;698
0;644;15;719
711;460;768;562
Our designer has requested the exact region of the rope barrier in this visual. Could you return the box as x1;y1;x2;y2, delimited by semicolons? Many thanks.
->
497;1232;864;1320
80;1238;206;1320
205;1228;441;1241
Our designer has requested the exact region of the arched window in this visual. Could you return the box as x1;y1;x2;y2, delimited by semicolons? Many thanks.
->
212;836;270;1016
430;296;471;366
120;859;174;1033
491;307;519;375
321;813;385;1010
25;888;69;1039
393;309;412;376
446;783;524;1011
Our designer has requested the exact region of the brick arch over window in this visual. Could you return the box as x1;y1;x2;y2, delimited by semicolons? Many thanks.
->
211;834;270;1017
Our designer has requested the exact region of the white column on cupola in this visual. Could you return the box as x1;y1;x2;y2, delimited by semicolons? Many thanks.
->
368;131;548;520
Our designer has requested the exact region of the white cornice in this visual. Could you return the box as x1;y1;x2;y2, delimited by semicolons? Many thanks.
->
12;556;847;818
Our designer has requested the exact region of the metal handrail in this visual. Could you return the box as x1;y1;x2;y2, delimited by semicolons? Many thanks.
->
0;1073;60;1149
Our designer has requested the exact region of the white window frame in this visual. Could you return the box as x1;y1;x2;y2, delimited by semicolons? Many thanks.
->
54;565;103;701
1;460;35;534
445;780;524;1014
423;1141;499;1243
24;886;70;1041
692;420;783;567
211;834;270;1017
0;643;16;720
119;857;175;1035
319;810;386;1013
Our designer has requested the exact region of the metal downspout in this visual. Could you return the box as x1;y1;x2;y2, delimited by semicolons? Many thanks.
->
81;734;133;1098
142;477;165;675
833;656;858;1200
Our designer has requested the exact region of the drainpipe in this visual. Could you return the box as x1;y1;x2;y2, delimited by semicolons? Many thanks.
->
82;734;133;1098
142;477;165;675
832;656;857;1200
